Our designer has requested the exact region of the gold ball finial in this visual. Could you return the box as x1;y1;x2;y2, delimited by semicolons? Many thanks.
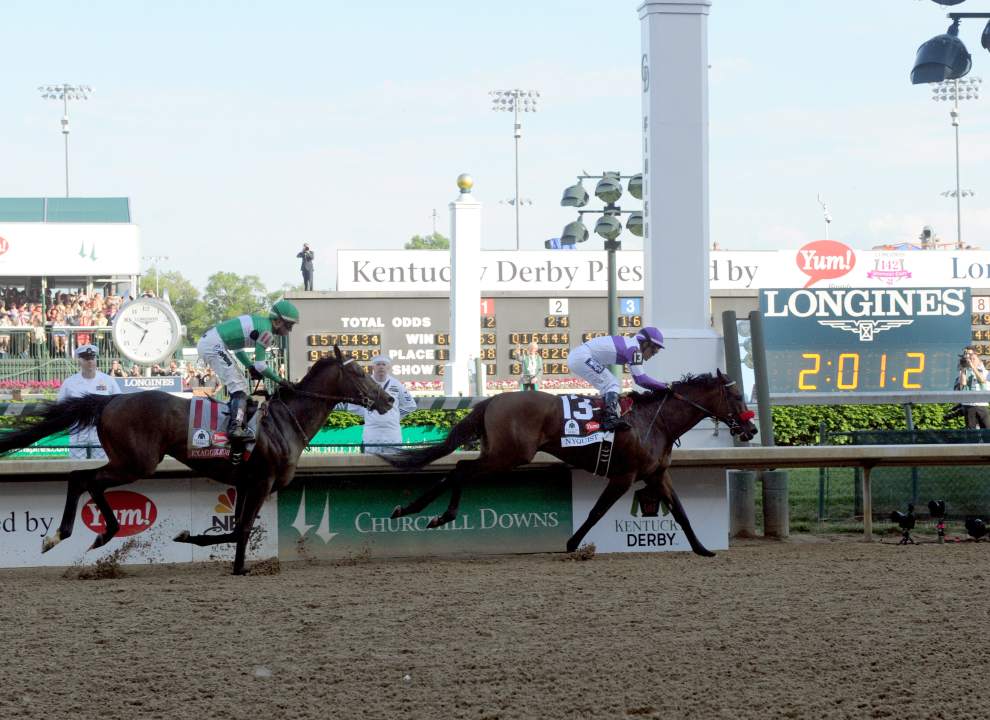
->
456;173;474;193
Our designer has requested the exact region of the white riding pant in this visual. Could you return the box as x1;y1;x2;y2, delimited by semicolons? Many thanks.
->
197;329;248;396
566;346;620;395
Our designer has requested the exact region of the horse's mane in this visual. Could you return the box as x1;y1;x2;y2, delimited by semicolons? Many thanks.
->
628;372;720;406
273;356;344;400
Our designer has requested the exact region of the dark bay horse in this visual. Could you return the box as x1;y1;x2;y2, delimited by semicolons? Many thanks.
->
386;370;757;555
0;348;392;574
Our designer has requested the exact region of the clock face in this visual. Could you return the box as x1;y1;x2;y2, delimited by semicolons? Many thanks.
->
112;298;182;365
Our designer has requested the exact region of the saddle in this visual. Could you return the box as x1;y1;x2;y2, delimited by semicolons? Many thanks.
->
188;396;260;459
559;394;632;447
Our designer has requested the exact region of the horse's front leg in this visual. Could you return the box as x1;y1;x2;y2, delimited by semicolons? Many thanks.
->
232;474;275;575
654;468;715;558
566;472;635;553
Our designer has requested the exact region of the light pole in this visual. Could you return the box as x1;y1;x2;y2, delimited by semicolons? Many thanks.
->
38;83;92;197
490;89;539;250
560;172;643;372
817;193;832;240
932;76;981;249
142;255;169;297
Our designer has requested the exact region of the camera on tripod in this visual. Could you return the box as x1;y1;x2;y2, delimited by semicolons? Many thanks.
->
889;503;916;545
929;499;946;543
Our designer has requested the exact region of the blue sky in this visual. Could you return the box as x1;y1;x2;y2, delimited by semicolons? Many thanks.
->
2;0;988;291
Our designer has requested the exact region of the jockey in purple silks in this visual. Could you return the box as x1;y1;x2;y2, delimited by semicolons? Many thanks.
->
566;326;667;431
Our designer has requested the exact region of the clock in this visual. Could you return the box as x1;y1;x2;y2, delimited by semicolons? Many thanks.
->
760;287;972;395
112;297;183;365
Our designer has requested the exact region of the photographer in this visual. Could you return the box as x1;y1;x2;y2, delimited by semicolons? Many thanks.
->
297;243;314;291
956;347;990;429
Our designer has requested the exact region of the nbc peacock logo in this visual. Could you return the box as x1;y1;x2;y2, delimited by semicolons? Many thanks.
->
210;487;237;531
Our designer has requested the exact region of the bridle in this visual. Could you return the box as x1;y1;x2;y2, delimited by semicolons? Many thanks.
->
663;379;755;437
263;358;387;442
275;358;381;409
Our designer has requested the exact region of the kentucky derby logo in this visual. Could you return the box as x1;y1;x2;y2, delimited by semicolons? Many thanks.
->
191;428;211;448
866;257;912;285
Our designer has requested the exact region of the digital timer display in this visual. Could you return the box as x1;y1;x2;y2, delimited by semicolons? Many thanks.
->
760;287;972;394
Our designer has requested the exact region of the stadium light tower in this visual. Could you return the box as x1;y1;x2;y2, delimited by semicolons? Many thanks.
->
38;83;92;197
932;76;981;248
489;89;540;250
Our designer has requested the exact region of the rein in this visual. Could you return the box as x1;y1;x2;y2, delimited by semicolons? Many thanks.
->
653;380;753;436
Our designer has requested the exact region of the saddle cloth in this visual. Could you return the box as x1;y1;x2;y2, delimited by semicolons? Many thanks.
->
187;398;258;459
559;394;626;448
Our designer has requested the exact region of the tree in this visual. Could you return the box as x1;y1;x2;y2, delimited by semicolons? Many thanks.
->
202;272;270;328
404;232;450;250
140;268;208;343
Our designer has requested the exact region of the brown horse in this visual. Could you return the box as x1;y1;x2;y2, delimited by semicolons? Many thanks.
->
0;348;392;574
386;370;757;555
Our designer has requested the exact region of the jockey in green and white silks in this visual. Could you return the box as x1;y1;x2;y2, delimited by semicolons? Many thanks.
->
196;299;299;440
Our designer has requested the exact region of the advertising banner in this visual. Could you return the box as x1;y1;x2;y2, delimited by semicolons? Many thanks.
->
571;469;729;553
0;478;276;568
0;223;140;276
337;243;990;293
115;376;183;393
278;468;573;559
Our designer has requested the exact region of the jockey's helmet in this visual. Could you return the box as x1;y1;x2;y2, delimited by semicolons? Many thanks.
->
270;299;300;325
635;326;664;349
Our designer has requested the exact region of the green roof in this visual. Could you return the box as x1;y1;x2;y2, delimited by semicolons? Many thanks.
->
0;197;130;223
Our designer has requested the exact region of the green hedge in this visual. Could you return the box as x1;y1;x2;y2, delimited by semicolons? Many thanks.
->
771;403;966;446
324;408;472;431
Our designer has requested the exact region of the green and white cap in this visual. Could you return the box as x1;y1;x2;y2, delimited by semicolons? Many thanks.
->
269;299;299;324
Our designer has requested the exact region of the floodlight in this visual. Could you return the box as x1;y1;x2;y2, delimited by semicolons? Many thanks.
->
983;20;990;52
911;20;972;84
626;211;644;237
930;1;967;5
560;182;589;208
628;173;643;200
928;499;946;520
560;219;589;245
593;215;622;241
594;172;623;204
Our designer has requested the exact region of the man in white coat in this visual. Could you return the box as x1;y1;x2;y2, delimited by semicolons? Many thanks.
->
343;355;416;454
56;343;121;459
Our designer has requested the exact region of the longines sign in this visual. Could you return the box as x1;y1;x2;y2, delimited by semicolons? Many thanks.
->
337;243;990;293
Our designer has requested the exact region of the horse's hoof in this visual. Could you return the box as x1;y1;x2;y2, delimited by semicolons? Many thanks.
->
174;530;191;543
41;533;61;553
565;540;578;553
426;516;441;529
390;505;403;520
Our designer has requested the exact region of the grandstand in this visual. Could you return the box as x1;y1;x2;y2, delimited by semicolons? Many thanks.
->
0;197;139;381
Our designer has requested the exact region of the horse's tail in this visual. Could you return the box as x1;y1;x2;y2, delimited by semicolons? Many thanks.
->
0;394;116;456
383;398;493;470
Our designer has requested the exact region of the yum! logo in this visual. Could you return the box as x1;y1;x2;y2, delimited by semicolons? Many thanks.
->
796;240;855;288
82;490;157;537
0;236;9;256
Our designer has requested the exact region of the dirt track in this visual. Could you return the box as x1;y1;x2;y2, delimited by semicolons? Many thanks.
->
2;536;989;720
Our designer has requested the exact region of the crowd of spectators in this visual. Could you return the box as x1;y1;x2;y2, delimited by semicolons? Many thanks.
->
0;286;128;358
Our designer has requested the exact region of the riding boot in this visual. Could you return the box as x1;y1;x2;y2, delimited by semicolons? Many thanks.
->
601;391;629;431
227;392;254;441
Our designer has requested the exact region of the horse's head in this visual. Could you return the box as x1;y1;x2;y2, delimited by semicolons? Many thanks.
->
301;346;394;414
715;369;758;442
